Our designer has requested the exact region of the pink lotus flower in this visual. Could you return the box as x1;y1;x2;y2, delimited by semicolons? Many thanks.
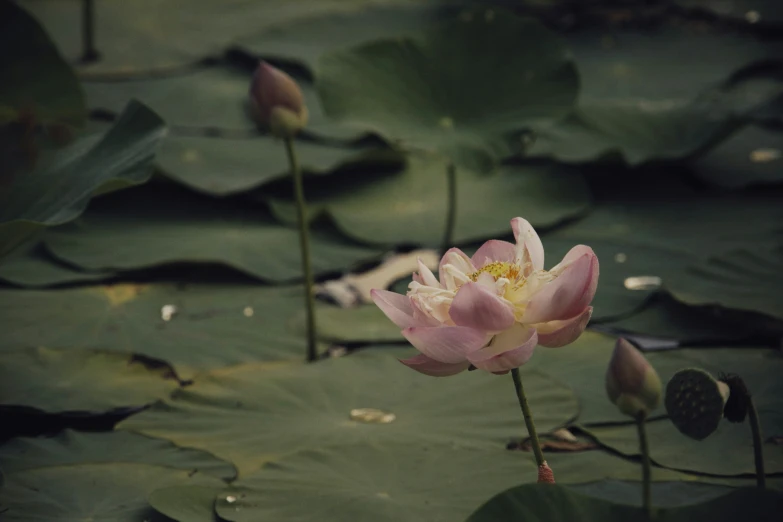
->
371;218;599;376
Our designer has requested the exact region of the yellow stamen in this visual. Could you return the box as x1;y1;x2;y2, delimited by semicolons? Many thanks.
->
469;261;521;282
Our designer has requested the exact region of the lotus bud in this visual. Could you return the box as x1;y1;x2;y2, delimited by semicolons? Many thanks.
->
249;61;308;138
605;338;662;418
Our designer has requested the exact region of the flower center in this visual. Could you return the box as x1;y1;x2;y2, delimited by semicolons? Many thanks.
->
469;261;521;282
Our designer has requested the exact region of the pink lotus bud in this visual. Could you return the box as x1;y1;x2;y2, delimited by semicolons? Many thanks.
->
537;461;555;484
249;61;308;138
605;338;662;418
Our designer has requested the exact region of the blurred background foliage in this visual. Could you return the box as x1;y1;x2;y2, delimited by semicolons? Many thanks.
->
1;0;782;521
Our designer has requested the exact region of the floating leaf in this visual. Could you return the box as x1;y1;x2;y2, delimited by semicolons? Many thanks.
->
0;347;177;413
157;134;401;196
0;283;312;380
0;0;84;126
466;484;783;522
0;101;166;257
316;11;578;161
0;241;113;287
43;184;383;283
118;349;578;476
267;154;591;247
0;429;235;480
149;485;223;522
0;463;223;522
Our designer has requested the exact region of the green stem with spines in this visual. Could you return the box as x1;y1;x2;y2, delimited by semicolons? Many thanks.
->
510;368;545;468
284;137;317;362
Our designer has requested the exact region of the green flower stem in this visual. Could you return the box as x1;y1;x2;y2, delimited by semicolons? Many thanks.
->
81;0;99;63
636;412;652;517
747;397;766;489
510;368;545;468
284;137;317;363
441;161;457;253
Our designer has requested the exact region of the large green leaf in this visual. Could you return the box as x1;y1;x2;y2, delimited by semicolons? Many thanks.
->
266;155;591;248
466;484;783;522
0;0;84;126
0;347;178;413
0;101;166;257
0;463;223;522
692;124;783;188
0;429;236;480
233;3;457;75
539;179;783;321
19;0;406;76
316;10;578;162
84;61;367;141
157;134;402;196
150;446;761;522
118;349;578;476
0;283;312;380
42;184;383;282
0;241;114;287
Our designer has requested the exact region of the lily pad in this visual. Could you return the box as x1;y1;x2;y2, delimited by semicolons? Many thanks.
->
156;134;401;196
149;485;224;522
0;283;312;380
692;124;783;188
540;180;783;321
43;184;383;283
233;3;457;75
306;305;405;344
0;101;166;258
0;0;84;127
84;61;366;141
567;480;736;508
0;429;236;480
267;155;591;247
0;462;223;522
118;349;578;476
0;241;114;287
316;11;578;161
20;0;388;76
0;347;177;413
466;484;783;522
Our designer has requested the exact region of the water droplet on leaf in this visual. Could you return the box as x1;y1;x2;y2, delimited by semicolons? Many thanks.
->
243;306;254;317
161;304;178;321
614;253;627;263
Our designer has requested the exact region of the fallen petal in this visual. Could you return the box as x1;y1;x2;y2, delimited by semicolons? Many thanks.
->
536;307;593;348
403;325;491;364
399;354;470;377
449;282;516;332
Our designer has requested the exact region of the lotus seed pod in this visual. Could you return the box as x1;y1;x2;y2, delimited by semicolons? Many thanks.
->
249;61;308;138
719;373;750;423
605;338;662;418
665;368;730;440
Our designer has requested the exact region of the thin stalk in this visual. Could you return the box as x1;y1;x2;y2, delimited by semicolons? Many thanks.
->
284;137;317;362
510;368;545;467
636;412;652;517
81;0;99;63
747;397;766;489
441;161;457;253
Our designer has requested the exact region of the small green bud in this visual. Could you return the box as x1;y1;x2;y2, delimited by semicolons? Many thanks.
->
605;338;662;418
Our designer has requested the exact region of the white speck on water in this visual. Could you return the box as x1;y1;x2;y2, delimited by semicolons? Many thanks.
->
745;11;761;23
161;304;178;321
243;306;254;317
614;253;627;263
624;276;662;291
350;408;396;424
226;495;237;504
749;148;781;163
